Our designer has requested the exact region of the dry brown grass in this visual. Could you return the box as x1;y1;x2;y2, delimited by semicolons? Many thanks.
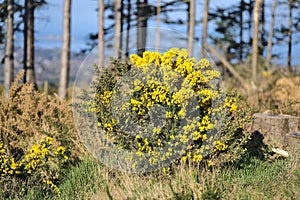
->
224;72;300;116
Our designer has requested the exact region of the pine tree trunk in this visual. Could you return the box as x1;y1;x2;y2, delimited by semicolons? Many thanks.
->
266;0;277;71
259;0;265;55
252;0;261;82
4;0;14;97
239;0;244;63
98;0;104;66
114;0;123;58
188;0;195;55
125;0;131;57
137;0;148;56
58;0;71;99
247;0;253;55
202;0;209;57
24;0;36;86
287;1;293;73
155;0;161;52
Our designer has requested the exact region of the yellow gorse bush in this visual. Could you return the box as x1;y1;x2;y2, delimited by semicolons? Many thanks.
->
90;48;248;171
0;71;85;197
0;137;68;195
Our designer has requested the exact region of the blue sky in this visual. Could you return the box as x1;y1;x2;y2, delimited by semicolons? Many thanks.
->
16;0;99;50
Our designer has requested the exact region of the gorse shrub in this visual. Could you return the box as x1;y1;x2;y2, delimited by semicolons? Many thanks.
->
0;71;85;198
0;137;67;196
90;48;250;171
205;94;251;168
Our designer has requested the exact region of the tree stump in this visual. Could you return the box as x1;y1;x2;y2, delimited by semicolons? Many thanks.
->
251;113;300;148
284;132;300;148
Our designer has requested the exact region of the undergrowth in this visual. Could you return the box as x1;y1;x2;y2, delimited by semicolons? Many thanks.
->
0;71;85;199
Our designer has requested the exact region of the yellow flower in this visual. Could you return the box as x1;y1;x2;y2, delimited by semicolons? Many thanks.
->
153;127;161;134
166;111;172;119
136;151;144;157
104;123;113;131
130;54;142;66
43;180;60;195
193;154;203;162
213;141;228;152
55;146;66;155
157;139;162;146
10;158;21;170
177;108;186;117
197;58;210;68
179;135;188;144
45;137;53;145
192;131;201;140
225;97;238;112
144;138;149;146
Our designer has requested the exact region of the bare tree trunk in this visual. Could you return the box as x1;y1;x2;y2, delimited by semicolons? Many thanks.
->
155;0;161;52
287;1;293;73
114;0;123;58
239;0;244;63
252;0;261;82
58;0;71;100
259;0;265;55
202;0;209;57
4;0;14;97
23;1;27;83
125;0;131;57
98;0;104;66
266;0;277;71
137;0;148;56
247;0;253;55
188;0;195;54
24;0;36;86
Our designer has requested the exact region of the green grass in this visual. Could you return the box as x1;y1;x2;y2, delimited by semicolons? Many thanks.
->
58;158;106;199
219;156;300;199
25;149;299;200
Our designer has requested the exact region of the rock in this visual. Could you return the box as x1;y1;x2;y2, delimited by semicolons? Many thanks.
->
251;113;300;148
272;148;289;157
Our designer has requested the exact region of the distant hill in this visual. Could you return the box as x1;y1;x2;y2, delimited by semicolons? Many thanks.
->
0;46;86;88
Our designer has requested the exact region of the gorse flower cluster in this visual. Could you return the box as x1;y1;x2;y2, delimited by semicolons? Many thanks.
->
91;48;247;171
0;137;68;194
24;137;68;175
0;143;22;176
